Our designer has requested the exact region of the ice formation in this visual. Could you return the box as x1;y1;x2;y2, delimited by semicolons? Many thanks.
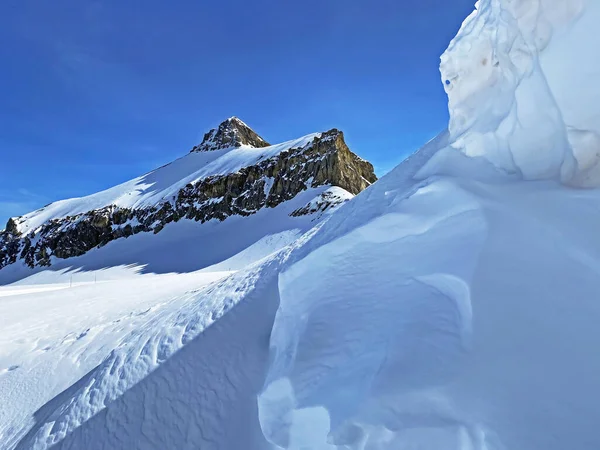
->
441;0;600;186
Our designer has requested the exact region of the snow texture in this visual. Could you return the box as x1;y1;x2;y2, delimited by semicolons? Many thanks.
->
441;0;600;186
0;187;343;448
3;1;600;449
257;1;600;448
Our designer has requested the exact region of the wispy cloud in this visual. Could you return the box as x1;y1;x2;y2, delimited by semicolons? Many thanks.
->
16;188;42;198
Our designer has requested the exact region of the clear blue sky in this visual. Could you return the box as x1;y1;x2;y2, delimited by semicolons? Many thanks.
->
0;0;475;226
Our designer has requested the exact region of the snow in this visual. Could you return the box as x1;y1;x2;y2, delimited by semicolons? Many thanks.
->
198;229;302;273
260;161;600;449
0;186;333;286
0;185;351;448
0;284;72;298
263;177;275;197
0;270;231;448
1;243;302;450
3;1;600;449
302;186;352;209
290;186;354;219
11;132;321;234
270;176;600;450
441;0;600;186
256;2;600;448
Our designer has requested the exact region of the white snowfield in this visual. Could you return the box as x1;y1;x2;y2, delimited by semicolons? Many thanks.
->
0;192;329;449
3;0;600;449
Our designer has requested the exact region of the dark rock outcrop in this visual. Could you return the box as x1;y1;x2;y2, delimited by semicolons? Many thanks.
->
191;117;270;152
290;189;350;218
5;218;20;236
0;128;376;270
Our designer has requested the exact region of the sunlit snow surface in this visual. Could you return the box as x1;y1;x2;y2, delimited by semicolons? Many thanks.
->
258;1;600;448
3;0;600;449
441;0;600;186
260;138;600;449
0;187;332;449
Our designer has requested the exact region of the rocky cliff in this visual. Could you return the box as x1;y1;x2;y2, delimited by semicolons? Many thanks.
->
0;120;376;270
191;117;270;152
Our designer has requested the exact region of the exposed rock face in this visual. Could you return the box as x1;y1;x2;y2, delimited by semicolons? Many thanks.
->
290;188;352;219
0;127;376;270
5;218;20;236
191;117;270;152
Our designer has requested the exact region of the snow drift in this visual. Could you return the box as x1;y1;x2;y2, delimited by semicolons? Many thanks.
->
258;1;600;449
4;1;600;449
441;0;600;186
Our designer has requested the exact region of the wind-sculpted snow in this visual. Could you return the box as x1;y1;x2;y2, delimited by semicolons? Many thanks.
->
259;158;488;448
256;1;600;448
12;254;286;450
259;154;600;449
16;139;600;449
5;1;600;449
441;0;600;186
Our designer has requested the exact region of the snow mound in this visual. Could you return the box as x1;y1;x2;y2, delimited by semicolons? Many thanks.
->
256;1;600;448
260;167;600;449
441;0;600;186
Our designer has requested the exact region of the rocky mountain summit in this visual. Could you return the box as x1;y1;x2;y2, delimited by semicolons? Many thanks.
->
191;117;270;152
0;119;376;269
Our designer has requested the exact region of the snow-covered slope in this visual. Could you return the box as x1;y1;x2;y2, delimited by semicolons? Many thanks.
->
4;1;600;449
0;118;376;277
0;188;318;286
13;132;320;235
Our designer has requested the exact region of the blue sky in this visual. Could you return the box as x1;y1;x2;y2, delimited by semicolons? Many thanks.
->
0;0;475;226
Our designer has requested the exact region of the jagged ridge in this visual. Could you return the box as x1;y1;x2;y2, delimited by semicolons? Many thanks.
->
0;128;376;269
191;117;270;152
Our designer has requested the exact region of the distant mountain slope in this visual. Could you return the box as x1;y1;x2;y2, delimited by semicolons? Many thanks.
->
0;118;376;274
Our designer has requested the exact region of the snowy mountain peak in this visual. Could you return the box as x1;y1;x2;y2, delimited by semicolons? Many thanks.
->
0;126;376;271
191;117;270;152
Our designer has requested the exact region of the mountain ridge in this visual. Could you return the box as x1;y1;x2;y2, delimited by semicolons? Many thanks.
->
0;119;376;270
